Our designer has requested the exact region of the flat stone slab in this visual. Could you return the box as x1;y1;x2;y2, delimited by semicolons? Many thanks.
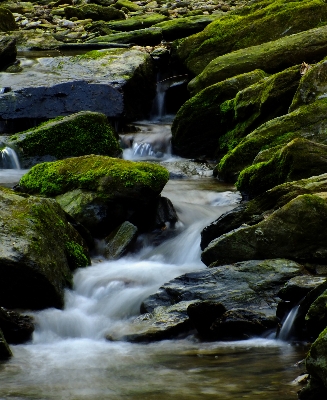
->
0;47;155;122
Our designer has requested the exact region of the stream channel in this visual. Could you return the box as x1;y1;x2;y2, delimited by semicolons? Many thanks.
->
0;56;308;399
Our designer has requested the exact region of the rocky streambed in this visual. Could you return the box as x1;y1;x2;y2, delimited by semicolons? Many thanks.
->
2;0;327;399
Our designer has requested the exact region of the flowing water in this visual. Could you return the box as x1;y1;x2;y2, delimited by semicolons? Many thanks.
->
0;122;307;399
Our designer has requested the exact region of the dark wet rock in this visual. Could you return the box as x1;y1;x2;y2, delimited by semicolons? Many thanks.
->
217;98;327;182
201;174;327;251
176;0;327;77
8;111;121;168
104;221;138;259
18;155;169;237
64;4;125;21
0;48;156;123
153;196;178;229
0;329;12;359
87;27;163;46
278;276;327;304
171;69;266;158
236;139;327;198
305;289;327;340
0;307;34;344
97;13;168;31
0;7;17;32
0;35;16;70
201;193;327;267
188;25;327;94
131;259;303;341
0;186;90;310
298;376;327;400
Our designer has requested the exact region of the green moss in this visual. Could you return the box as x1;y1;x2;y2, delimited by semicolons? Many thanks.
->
97;13;168;32
65;241;89;268
87;27;163;46
19;155;169;197
8;111;121;160
176;0;327;75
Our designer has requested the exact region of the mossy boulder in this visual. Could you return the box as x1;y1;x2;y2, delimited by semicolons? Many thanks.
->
113;0;141;12
218;98;327;182
201;193;327;267
0;186;90;310
0;329;12;359
8;111;121;168
154;15;217;42
188;25;327;94
99;13;168;32
301;328;327;398
305;290;327;340
0;35;16;70
175;0;327;76
64;4;125;21
290;58;327;112
201;173;327;251
0;7;17;32
87;27;163;46
18;155;169;236
8;30;61;51
104;221;138;259
236;138;327;198
171;69;266;158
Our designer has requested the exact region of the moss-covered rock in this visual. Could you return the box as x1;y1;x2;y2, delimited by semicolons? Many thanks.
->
290;58;327;112
104;221;138;259
236;138;327;198
0;186;90;310
18;155;169;236
302;327;327;398
87;27;163;46
175;0;327;76
8;30;62;51
0;7;17;32
0;329;12;360
201;173;327;251
64;4;125;21
8;111;121;168
201;193;327;267
171;69;266;158
188;25;327;94
0;35;16;70
114;0;141;12
154;15;217;41
97;13;167;32
305;290;327;340
218;98;327;182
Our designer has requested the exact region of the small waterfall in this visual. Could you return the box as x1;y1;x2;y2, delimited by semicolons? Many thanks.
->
0;146;20;169
278;305;300;341
151;80;168;120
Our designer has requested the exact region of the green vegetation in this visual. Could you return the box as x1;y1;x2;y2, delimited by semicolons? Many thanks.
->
19;155;169;196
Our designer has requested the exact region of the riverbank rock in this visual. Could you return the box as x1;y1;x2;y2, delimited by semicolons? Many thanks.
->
7;111;121;168
87;27;163;46
127;259;303;341
104;221;138;260
0;307;34;344
236;139;327;199
91;13;167;32
17;155;169;237
171;69;266;158
0;186;90;310
201;193;327;267
0;7;17;32
0;329;12;359
188;24;327;94
0;36;16;70
174;0;327;76
0;47;156;126
201;173;327;250
217;98;327;182
64;4;125;21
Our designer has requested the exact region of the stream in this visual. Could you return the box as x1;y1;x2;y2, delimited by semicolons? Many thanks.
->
0;90;308;398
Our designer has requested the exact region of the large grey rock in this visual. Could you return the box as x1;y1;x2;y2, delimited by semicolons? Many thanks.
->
201;193;327;267
104;221;138;260
128;259;303;341
0;48;155;124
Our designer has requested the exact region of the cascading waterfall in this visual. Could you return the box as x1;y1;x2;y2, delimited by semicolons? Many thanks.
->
278;305;300;341
0;146;20;169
